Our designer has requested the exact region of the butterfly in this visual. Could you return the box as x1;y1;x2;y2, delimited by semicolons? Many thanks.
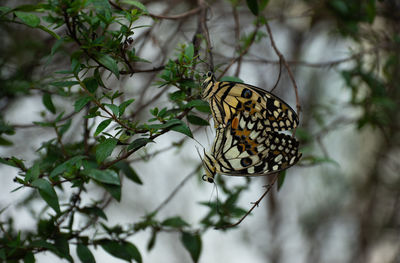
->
202;72;299;131
202;112;302;183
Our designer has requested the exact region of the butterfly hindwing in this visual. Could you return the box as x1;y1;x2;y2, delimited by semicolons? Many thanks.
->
204;114;302;180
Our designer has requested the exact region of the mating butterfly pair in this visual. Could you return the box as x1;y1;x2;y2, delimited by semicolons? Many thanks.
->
201;72;302;183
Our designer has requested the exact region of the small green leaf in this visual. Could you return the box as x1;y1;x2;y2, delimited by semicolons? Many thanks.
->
98;239;142;262
181;232;202;263
96;138;118;163
38;24;60;39
104;104;119;116
187;115;209;126
23;251;35;263
101;183;121;201
79;206;108;220
50;155;86;178
54;234;72;261
277;170;286;191
162;216;189;228
0;156;25;169
25;162;40;182
184;44;194;62
127;138;153;151
114;161;143;185
77;244;96;263
94;119;112;137
183;100;210;113
32;178;60;213
246;0;259;15
122;0;148;13
83;77;98;93
84;169;121;185
74;95;92;112
119;99;135;117
15;11;40;27
42;93;56;114
169;120;193;138
50;81;79;87
219;76;244;83
97;54;119;78
0;136;13;146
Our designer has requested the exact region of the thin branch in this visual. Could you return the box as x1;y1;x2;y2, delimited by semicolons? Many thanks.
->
152;164;202;214
265;22;301;120
219;173;280;229
149;7;202;20
219;22;261;77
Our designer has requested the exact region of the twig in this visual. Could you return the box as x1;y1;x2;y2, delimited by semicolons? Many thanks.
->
265;22;301;120
219;173;280;229
219;22;260;77
198;0;214;71
149;7;202;20
152;164;202;214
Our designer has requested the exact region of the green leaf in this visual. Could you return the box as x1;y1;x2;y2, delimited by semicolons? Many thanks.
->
219;76;244;83
97;54;119;78
246;0;259;15
83;77;98;93
23;251;35;263
181;232;202;263
0;156;25;169
184;44;194;62
25;162;40;182
169;119;193;138
183;100;210;113
99;239;142;263
114;161;143;185
32;178;60;213
127;138;154;151
77;244;96;263
50;155;86;178
277;170;286;191
54;234;72;261
84;169;121;185
259;0;270;11
50;81;79;87
79;205;108;220
119;99;135;117
187;115;209;126
162;216;189;228
38;24;60;39
94;119;112;137
14;11;40;27
104;104;119;116
101;183;121;201
96;138;118;163
42;93;56;114
74;95;92;112
123;242;142;263
0;136;13;146
122;0;148;13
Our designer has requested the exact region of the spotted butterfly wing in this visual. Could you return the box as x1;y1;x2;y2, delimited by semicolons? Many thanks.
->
202;72;298;131
202;113;302;183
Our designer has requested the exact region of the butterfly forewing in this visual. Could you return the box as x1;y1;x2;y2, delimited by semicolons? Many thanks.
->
202;73;299;131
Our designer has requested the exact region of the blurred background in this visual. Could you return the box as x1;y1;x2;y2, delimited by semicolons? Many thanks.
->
1;0;399;262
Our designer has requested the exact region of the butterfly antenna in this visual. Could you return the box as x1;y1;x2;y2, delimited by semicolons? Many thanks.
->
271;58;283;93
